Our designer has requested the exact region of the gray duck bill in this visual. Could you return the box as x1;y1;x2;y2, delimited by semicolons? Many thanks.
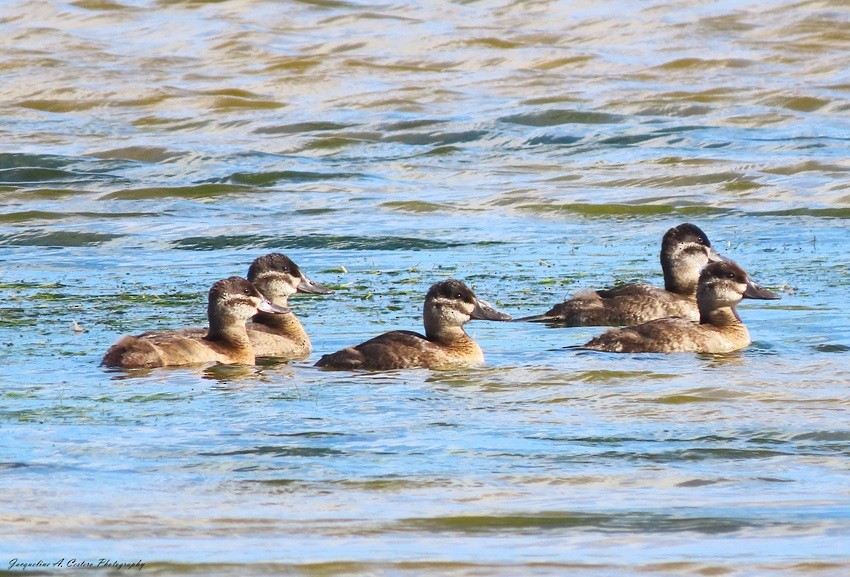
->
471;299;512;321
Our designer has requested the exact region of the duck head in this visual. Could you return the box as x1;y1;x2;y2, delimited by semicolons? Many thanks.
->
661;223;725;295
696;261;780;314
247;252;333;305
422;279;511;335
208;276;289;329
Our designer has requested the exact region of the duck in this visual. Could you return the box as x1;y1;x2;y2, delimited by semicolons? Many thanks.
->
517;223;725;326
579;260;780;354
102;277;289;368
315;278;511;370
245;252;332;360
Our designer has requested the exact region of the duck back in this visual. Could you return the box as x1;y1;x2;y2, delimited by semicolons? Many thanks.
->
583;317;750;353
526;284;699;326
315;330;484;370
102;327;254;368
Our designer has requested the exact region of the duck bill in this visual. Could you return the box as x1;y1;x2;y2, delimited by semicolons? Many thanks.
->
512;313;554;322
471;299;512;321
743;280;781;300
257;299;291;314
707;246;727;263
297;274;333;295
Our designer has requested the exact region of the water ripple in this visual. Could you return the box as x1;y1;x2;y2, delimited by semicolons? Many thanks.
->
171;234;472;251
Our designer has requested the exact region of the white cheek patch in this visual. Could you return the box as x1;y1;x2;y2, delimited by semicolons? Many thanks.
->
255;271;289;284
431;296;472;323
220;294;257;306
680;245;707;260
254;272;295;295
702;280;746;306
431;296;456;308
724;283;746;300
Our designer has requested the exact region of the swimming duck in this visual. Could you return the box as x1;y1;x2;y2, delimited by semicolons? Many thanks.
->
246;252;332;360
580;260;780;354
102;277;289;368
517;223;725;326
315;279;511;370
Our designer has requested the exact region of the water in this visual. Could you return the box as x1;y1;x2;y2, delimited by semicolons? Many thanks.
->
1;0;849;575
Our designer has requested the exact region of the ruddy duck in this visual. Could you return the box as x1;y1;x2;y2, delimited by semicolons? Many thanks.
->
580;260;780;354
315;279;511;370
246;252;332;360
518;223;724;326
102;277;289;368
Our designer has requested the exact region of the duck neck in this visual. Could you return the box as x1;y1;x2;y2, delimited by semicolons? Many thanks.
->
253;309;306;338
663;265;697;296
699;305;741;327
424;314;470;345
207;310;252;349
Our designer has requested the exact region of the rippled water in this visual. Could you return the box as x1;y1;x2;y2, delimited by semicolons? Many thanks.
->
1;1;849;575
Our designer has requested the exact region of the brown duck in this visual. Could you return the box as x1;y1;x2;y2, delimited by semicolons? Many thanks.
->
246;252;332;360
315;279;511;370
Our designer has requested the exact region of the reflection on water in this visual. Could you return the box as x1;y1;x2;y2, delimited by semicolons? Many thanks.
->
1;0;849;575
